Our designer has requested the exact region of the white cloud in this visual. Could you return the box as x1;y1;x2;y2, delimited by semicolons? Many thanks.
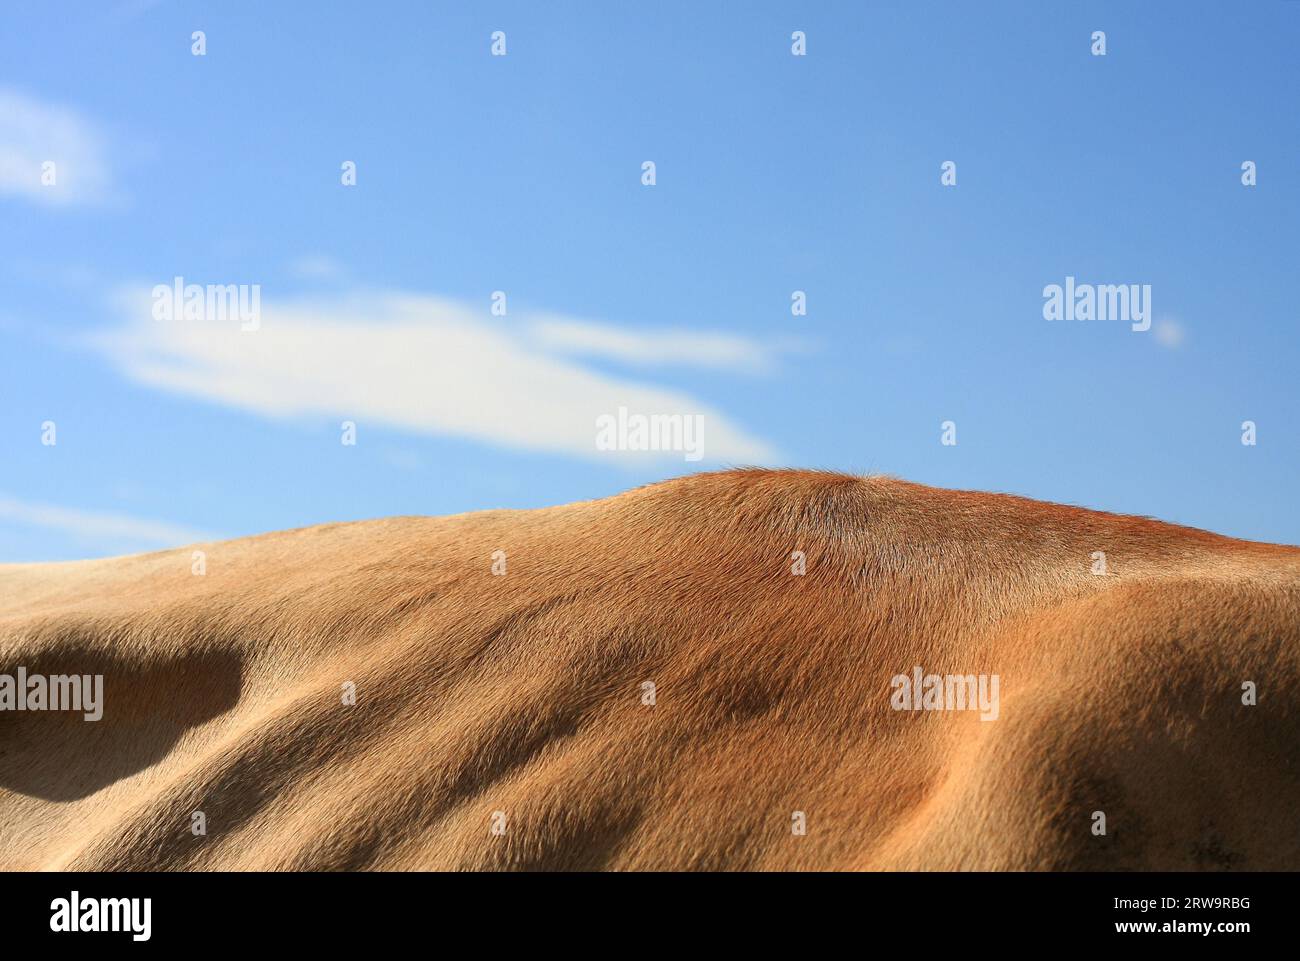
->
91;288;778;464
0;494;212;549
0;89;113;206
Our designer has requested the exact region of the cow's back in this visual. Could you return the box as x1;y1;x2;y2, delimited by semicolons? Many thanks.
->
2;469;1297;870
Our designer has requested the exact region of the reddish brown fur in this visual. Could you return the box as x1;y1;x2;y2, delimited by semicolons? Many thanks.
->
1;469;1297;870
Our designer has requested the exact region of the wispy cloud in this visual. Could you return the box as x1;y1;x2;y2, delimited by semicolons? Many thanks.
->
529;316;779;372
0;494;212;551
1154;316;1186;349
288;254;347;281
0;89;113;206
91;288;778;464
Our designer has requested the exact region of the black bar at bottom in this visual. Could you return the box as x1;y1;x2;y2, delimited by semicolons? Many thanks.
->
0;870;1286;948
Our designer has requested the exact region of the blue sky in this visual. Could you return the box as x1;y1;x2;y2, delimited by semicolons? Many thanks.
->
2;1;1297;561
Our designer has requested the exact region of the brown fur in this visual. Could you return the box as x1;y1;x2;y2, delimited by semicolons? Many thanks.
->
1;469;1297;870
